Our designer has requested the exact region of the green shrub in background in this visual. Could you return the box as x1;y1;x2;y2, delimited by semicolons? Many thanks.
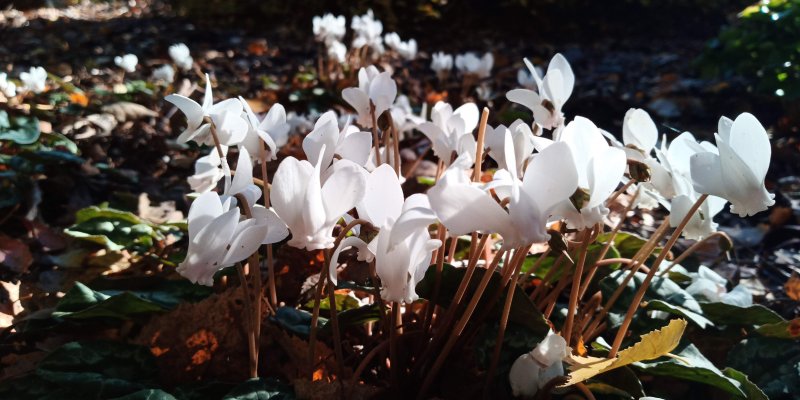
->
700;0;800;99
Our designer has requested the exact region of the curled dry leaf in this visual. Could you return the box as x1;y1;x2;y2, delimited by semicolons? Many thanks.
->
137;193;184;224
564;319;688;386
101;101;158;122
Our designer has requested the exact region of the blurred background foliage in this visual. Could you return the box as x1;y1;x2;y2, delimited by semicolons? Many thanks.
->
698;0;800;99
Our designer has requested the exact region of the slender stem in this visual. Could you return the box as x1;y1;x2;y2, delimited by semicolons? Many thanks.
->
659;231;732;277
417;247;506;399
563;229;592;347
349;339;390;397
484;246;527;397
258;140;278;309
608;194;708;357
307;259;328;378
369;102;381;166
472;107;490;182
327;277;346;399
390;303;401;390
403;144;431;180
236;263;257;378
579;189;639;299
529;254;565;303
607;180;634;206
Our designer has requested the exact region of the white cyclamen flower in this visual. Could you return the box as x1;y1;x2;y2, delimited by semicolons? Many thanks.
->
351;9;384;57
690;113;775;217
169;43;194;71
455;52;493;79
152;65;175;83
177;191;287;286
384;32;417;60
165;74;246;145
312;13;346;45
517;64;542;90
187;145;228;194
509;331;568;397
20;66;47;93
271;146;367;250
417;101;480;166
342;66;397;128
330;165;440;303
431;52;454;81
507;53;574;131
0;73;16;97
484;120;536;177
114;54;138;73
533;116;627;229
303;111;373;168
326;40;347;64
430;137;578;248
240;98;290;162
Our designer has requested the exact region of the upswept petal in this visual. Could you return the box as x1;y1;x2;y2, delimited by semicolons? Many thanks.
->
506;89;542;112
587;146;626;208
369;71;397;116
321;159;367;223
623;108;658;153
523;141;579;214
357;164;404;227
728;112;770;180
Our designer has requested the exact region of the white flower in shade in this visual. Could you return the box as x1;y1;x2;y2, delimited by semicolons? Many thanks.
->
165;74;246;145
114;54;138;73
390;95;426;138
342;66;397;128
483;120;535;177
330;165;440;303
177;191;287;286
221;147;262;209
151;65;175;84
533;116;627;229
302;111;372;168
0;73;16;97
652;132;727;240
384;32;417;60
187;146;228;193
351;9;384;56
20;66;47;93
507;54;574;131
240;98;289;162
431;52;454;81
690;113;775;217
271;146;367;251
455;52;493;78
417;101;479;166
685;265;752;307
326;40;347;64
169;43;193;71
430;138;578;248
312;13;346;45
509;331;567;397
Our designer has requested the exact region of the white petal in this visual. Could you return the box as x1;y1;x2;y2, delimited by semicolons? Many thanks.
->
303;112;339;167
506;89;541;113
322;159;367;222
587;147;627;208
689;152;727;198
271;157;313;233
428;181;510;236
187;191;223;242
223;222;269;265
337;131;372;166
623;108;658;153
342;88;371;126
328;236;371;286
453;102;479;132
548;53;574;104
357;164;403;227
369;71;397;116
252;206;290;244
523;141;579;214
728;112;770;180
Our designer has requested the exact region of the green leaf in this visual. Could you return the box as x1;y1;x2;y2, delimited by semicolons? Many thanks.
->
728;336;800;398
647;299;714;329
0;341;161;400
222;378;295;400
597;231;658;260
271;306;320;338
53;282;165;320
633;343;750;398
0;110;41;145
600;270;704;316
755;318;800;339
320;303;383;337
304;292;361;312
416;263;550;336
700;302;784;326
89;276;213;309
65;205;169;251
722;368;768;400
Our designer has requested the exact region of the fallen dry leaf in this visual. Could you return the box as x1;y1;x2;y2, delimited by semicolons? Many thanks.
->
564;319;687;385
0;235;33;274
102;101;158;122
138;193;184;224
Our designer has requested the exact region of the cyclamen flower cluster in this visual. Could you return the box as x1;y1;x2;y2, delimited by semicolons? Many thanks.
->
312;10;419;66
0;66;49;97
168;49;774;391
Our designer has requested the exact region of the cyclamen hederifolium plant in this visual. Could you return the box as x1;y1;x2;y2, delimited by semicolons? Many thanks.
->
162;9;778;400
